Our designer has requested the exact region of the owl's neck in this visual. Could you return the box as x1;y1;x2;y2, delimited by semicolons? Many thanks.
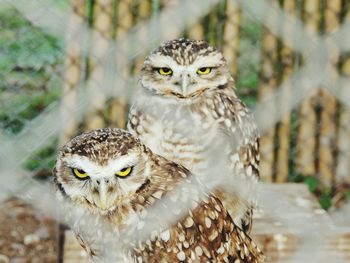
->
105;157;192;238
138;80;236;108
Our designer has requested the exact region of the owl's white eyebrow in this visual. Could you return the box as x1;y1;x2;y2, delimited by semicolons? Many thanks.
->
105;153;139;171
63;153;139;178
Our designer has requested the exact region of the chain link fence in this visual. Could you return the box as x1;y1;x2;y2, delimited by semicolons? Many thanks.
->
1;0;350;262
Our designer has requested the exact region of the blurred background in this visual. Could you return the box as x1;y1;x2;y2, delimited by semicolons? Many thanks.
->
1;0;350;262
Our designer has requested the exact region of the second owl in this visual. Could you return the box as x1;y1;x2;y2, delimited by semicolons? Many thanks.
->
128;38;260;234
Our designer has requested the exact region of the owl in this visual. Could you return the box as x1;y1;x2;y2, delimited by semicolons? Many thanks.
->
127;38;259;234
54;128;264;262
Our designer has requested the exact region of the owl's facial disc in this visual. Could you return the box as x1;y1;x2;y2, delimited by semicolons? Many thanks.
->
60;153;145;212
142;53;227;100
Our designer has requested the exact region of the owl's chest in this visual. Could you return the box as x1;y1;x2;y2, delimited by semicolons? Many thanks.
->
139;107;216;171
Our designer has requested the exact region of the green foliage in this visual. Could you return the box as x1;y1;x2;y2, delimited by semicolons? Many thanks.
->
290;174;350;211
236;16;261;107
345;190;350;201
23;139;58;172
0;8;63;135
319;194;332;210
304;177;319;193
0;87;61;134
0;7;63;176
0;9;63;73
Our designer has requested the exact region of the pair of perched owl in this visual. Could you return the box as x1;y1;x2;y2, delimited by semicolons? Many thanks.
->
55;39;262;262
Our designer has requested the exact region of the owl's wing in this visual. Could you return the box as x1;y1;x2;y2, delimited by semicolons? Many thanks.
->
132;193;264;262
127;106;142;137
206;91;260;234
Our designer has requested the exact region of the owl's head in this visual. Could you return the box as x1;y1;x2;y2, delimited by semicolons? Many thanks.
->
140;38;232;100
54;128;153;214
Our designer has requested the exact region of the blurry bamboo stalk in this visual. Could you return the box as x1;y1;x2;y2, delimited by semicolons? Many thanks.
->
335;2;350;184
59;0;86;145
317;0;341;186
133;0;151;76
207;6;219;46
85;0;114;130
275;0;296;183
295;0;320;177
258;0;279;182
110;0;133;129
222;0;241;77
187;20;204;40
187;6;205;41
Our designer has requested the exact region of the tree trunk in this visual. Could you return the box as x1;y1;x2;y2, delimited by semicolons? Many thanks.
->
85;0;114;130
318;0;341;186
275;0;297;183
133;0;152;76
109;0;133;129
258;0;279;182
335;1;350;184
222;0;241;77
59;0;87;145
296;0;320;177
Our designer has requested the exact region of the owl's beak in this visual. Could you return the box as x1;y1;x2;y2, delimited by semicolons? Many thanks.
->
97;180;108;210
181;73;189;95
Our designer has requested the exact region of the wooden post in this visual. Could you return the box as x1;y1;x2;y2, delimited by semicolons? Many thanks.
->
133;0;151;76
85;0;114;130
335;2;350;184
222;0;241;77
59;0;86;145
275;0;296;183
187;18;204;40
110;0;133;128
318;0;341;186
296;0;320;177
109;0;133;129
207;5;219;46
258;0;279;182
187;0;205;41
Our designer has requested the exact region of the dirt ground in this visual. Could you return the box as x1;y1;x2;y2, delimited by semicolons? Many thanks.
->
0;198;58;263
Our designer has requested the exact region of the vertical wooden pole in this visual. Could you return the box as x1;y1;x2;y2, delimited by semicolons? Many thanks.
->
187;4;205;41
336;2;350;184
296;0;320;177
133;0;151;76
258;0;279;182
207;5;219;46
222;0;241;77
109;0;133;129
336;66;350;183
318;0;341;186
59;0;86;145
85;0;114;130
275;0;296;183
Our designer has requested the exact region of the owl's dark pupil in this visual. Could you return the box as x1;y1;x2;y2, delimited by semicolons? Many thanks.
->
77;169;85;173
200;68;206;71
120;168;127;172
162;68;170;72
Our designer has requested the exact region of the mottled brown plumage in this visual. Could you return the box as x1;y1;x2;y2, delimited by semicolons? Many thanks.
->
128;38;260;234
54;128;264;262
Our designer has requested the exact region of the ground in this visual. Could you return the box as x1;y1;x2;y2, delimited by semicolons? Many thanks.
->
0;198;58;263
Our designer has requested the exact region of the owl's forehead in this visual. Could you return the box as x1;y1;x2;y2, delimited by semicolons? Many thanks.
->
150;39;221;66
61;128;142;165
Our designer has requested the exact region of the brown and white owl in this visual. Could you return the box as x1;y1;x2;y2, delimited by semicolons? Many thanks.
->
127;38;260;233
54;128;264;262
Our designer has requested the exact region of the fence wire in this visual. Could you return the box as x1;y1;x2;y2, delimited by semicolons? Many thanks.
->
1;0;350;262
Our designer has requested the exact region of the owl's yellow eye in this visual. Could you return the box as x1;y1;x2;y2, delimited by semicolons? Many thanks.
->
116;167;133;178
158;67;173;76
72;168;89;179
197;67;212;75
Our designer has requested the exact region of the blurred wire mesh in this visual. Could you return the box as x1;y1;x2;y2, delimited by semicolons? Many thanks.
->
1;0;350;262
